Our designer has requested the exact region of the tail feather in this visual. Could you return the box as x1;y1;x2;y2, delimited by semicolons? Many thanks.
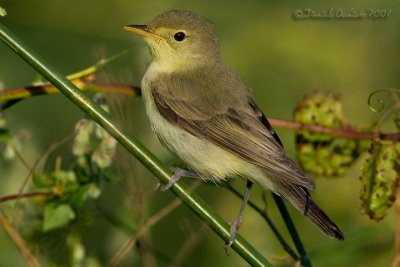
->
274;180;344;240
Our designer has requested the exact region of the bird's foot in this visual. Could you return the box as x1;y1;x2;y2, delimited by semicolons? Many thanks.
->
160;167;199;191
224;180;253;254
224;216;243;253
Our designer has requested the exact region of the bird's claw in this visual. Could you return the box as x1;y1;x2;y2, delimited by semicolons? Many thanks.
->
224;217;243;253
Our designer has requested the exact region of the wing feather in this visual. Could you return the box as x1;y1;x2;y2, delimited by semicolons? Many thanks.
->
151;84;315;189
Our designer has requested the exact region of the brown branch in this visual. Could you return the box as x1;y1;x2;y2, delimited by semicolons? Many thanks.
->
0;80;140;102
0;191;56;203
268;118;399;141
0;211;41;267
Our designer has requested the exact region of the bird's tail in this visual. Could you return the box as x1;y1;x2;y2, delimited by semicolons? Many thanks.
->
273;180;344;240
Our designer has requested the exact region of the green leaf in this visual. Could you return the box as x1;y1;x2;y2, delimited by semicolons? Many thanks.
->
0;7;6;17
360;141;400;221
0;128;12;142
54;170;77;185
43;203;76;232
32;173;55;189
64;185;89;209
294;92;361;177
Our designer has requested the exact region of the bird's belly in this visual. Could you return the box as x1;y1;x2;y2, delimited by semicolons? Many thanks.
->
150;109;239;180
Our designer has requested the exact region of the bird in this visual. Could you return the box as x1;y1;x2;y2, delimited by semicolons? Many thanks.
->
124;10;344;248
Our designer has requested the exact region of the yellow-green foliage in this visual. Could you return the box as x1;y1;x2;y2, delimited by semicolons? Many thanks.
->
360;141;400;221
294;92;360;177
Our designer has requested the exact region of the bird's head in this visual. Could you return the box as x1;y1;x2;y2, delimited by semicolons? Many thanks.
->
125;10;221;70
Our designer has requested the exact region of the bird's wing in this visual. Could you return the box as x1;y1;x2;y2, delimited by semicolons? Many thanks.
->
150;77;315;189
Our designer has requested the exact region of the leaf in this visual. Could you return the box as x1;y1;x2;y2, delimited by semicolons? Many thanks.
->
64;185;89;209
43;203;76;232
0;128;12;142
54;170;77;185
32;173;55;189
294;92;362;177
360;141;400;221
0;7;6;17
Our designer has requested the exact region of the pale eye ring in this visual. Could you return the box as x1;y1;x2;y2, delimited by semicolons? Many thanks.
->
173;31;186;42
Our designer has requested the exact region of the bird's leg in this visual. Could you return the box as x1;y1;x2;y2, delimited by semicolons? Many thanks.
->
161;167;199;191
170;167;199;178
224;180;253;251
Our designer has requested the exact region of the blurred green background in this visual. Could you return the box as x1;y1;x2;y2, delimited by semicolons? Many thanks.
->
0;0;399;266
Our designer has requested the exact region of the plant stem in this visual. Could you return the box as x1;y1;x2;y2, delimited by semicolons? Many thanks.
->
0;211;41;267
0;21;272;267
273;194;312;267
0;191;56;203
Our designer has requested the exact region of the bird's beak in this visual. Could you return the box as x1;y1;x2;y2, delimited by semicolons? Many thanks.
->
124;24;164;41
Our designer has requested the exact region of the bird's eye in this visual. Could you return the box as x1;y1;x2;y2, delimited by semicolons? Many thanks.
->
173;32;186;42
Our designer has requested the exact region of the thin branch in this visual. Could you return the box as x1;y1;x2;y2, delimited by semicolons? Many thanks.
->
11;142;32;172
169;224;208;267
13;132;75;224
0;47;138;108
0;191;56;203
272;194;312;267
0;211;41;267
107;190;189;267
0;81;140;111
268;118;399;141
373;101;400;130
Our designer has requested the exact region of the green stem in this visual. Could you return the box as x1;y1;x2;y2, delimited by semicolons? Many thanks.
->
272;194;312;267
0;22;272;267
226;184;299;261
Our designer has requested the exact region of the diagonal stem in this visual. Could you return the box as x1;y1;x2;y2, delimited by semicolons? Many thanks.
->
0;211;41;267
0;21;272;267
272;194;312;267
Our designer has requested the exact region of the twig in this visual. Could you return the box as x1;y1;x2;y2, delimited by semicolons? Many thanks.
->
0;211;41;267
268;118;399;141
13;132;75;224
0;191;56;203
273;194;312;267
0;47;139;109
168;224;208;267
0;81;140;111
107;189;189;267
11;143;32;172
373;101;400;130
